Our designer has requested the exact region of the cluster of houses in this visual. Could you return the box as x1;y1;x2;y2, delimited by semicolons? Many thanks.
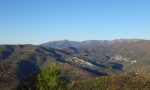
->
113;55;137;64
65;56;93;66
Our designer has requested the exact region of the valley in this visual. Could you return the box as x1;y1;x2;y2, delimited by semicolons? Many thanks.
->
0;39;150;90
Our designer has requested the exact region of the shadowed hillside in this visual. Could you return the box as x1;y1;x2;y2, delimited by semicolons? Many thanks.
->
0;45;97;90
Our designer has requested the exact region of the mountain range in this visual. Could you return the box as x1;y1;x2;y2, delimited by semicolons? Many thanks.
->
42;39;150;72
0;39;150;90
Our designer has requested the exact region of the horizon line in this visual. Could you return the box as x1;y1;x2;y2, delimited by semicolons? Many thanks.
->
0;38;149;45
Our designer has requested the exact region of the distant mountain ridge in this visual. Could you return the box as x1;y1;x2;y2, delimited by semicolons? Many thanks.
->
41;39;143;49
41;40;81;49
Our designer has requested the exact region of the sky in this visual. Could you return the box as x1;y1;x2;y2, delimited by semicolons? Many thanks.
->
0;0;150;45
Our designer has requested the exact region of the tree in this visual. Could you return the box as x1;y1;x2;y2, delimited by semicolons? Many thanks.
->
36;63;69;90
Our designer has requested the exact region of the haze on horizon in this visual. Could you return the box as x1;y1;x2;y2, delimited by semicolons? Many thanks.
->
0;0;150;45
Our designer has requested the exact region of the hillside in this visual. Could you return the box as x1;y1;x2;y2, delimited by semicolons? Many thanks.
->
42;39;150;73
1;39;150;90
69;73;150;90
0;45;98;90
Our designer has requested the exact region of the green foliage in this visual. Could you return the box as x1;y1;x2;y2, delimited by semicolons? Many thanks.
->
36;63;69;90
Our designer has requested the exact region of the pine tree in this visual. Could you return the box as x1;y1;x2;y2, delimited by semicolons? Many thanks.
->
36;63;69;90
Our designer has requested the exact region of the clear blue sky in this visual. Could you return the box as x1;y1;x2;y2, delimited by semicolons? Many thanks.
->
0;0;150;44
